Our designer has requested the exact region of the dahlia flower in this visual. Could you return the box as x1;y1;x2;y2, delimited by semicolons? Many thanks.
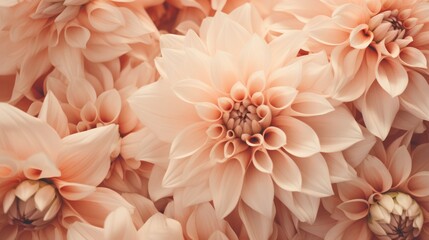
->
0;103;133;239
273;0;429;140
323;134;429;239
0;0;157;106
129;4;363;238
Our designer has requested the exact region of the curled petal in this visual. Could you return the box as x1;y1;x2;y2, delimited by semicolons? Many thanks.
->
39;91;70;138
95;89;122;124
23;152;61;180
399;71;429;121
288;92;334;117
269;150;302;191
359;155;392;193
251;148;273;174
376;57;408;97
405;172;429;197
399;47;427;69
349;24;373;49
262;126;286;150
195;103;222;122
265;86;297;112
170;122;209;159
64;24;90;49
338;199;369;220
295;153;333;197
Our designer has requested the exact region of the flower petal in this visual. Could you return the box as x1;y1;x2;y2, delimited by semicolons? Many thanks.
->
238;201;274;240
388;146;412;188
39;91;70;138
270;149;302;192
399;71;429;121
170;122;209;159
376;57;408;97
23;152;61;180
0;103;61;160
104;207;137;240
399;47;427;68
338;199;369;220
361;82;399;140
241;165;274;217
57;125;119;186
405;172;429;197
272;116;320;158
67;222;103;240
359;155;392;193
138;213;184;240
288;92;334;117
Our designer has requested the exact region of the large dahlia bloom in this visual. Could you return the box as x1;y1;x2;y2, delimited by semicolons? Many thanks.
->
129;4;363;238
0;0;157;106
323;135;429;239
0;103;133;239
273;0;429;140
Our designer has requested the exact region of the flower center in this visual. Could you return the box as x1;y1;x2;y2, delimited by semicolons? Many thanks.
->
369;9;413;44
368;192;423;239
222;99;262;138
3;180;62;230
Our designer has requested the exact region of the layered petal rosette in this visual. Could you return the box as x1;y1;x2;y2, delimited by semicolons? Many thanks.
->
129;4;363;239
273;0;429;139
0;103;133;239
324;134;429;239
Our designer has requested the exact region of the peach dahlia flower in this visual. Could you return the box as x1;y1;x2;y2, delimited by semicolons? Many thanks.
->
0;103;133;239
323;135;429;239
0;0;157;105
273;0;429;140
129;4;363;238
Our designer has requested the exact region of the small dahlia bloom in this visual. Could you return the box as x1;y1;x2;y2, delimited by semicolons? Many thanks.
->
0;0;157;105
129;4;363;237
0;103;133;239
273;0;429;139
324;135;429;239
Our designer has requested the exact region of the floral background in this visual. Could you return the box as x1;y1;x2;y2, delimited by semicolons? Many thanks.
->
1;0;429;239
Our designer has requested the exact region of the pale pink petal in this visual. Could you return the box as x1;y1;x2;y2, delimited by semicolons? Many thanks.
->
0;103;61;160
337;178;373;201
342;126;376;168
359;155;392;193
57;125;119;186
209;159;245;218
268;30;308;70
66;80;97;109
148;166;174;202
275;187;320;223
95;89;122;124
388;146;412;188
332;4;368;29
337;199;369;220
269;150;302;191
361;82;399;140
121;193;158;224
38;91;70;138
399;71;429;121
238;35;269;80
399;47;427;68
324;152;357;183
186;202;221;240
104;207;137;240
405;172;429;197
275;0;331;22
64;187;133;227
376;57;408;97
138;213;184;240
272;116;320;158
128;79;200;142
294;153;334;197
238;201;274;240
181;181;212;207
49;37;84;81
54;179;96;201
349;24;373;49
288;92;334;117
304;16;349;45
23;152;61;180
67;222;103;240
210;51;240;93
170;122;209;159
172;79;219;104
241;165;274;217
300;105;363;152
64;24;90;49
324;220;354;240
411;143;429;175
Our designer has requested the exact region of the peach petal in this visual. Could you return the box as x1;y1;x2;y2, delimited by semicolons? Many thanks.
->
288;92;334;117
411;143;429;175
87;1;124;32
54;179;96;201
195;102;222;122
262;126;286;150
245;133;264;147
360;155;392;193
275;188;320;223
64;24;90;49
24;152;61;180
15;180;39;202
181;182;212;207
170;122;209;159
172;79;219;104
80;102;98;124
246;71;266;96
238;35;268;80
268;30;308;70
39;91;70;138
295;153;333;197
210;140;228;162
265;86;297;112
273;116;320;158
186;202;221;240
206;124;226;140
376;57;408;97
338;199;369;220
349;24;373;49
66;80;97;109
324;152;357;183
332;4;368;29
251;148;273;174
57;125;119;186
148;166;173;202
95;89;122;124
405;172;429;197
34;185;56;212
269;150;302;191
238;201;274;240
229;81;248;102
3;189;16;213
304;16;349;46
224;139;247;159
209;159;245;218
104;207;137;240
388;146;412;188
301;105;363;152
399;47;427;68
400;71;429;121
138;213;184;240
210;51;240;94
0;103;61;160
362;82;399;140
241;165;274;217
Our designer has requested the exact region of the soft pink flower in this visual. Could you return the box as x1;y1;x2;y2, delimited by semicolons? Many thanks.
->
273;0;429;139
0;0;158;106
0;103;133;239
129;4;363;237
323;134;429;239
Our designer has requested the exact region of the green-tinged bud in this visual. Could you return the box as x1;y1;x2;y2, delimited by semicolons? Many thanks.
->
368;192;423;239
3;180;62;229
